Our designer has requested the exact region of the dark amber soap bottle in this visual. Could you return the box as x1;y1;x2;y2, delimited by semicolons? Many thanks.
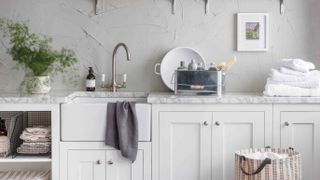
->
0;118;7;136
86;67;96;91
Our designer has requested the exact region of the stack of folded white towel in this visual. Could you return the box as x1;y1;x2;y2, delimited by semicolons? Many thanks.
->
264;59;320;97
17;126;51;154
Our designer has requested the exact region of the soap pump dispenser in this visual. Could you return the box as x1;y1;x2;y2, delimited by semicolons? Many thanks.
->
86;67;96;92
0;118;7;136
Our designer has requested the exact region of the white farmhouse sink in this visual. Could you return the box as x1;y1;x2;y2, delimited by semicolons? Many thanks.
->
61;93;151;142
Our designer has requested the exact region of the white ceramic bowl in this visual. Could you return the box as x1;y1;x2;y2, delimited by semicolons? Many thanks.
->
154;47;206;91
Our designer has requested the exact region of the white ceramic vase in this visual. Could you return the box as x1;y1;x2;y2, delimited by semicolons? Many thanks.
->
30;76;51;94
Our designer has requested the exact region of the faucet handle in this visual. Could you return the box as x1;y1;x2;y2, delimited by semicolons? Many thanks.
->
120;73;127;88
122;73;127;84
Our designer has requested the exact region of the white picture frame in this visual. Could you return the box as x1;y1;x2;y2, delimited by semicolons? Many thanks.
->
237;13;269;52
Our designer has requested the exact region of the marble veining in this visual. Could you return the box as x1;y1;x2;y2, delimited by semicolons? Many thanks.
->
0;91;320;104
147;92;320;104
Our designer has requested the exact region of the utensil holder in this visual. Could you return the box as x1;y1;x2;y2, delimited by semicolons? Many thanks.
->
174;70;226;95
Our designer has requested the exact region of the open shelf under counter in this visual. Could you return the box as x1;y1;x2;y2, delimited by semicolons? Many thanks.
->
0;155;51;163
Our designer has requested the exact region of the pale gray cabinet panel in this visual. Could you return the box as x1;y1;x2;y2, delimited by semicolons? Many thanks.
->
60;142;151;180
212;112;265;180
159;112;212;180
153;104;272;180
68;150;106;180
275;105;320;180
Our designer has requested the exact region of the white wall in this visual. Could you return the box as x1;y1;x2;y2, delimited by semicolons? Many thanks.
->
0;0;319;92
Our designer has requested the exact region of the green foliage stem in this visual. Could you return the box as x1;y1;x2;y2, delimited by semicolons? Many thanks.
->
0;18;77;76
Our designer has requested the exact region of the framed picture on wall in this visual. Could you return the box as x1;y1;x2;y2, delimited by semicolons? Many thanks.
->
237;13;269;51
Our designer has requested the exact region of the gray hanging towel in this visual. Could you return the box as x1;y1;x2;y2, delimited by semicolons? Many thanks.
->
105;102;138;162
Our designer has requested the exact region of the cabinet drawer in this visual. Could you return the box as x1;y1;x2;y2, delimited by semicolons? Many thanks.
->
61;103;151;142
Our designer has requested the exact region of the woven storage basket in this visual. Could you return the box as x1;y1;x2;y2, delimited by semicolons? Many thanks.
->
235;148;302;180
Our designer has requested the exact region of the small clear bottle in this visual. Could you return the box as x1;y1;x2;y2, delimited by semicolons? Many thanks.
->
188;59;198;70
208;62;218;71
197;63;205;71
177;61;187;70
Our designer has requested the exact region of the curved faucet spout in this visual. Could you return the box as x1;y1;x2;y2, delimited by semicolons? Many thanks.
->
111;43;131;92
113;43;131;62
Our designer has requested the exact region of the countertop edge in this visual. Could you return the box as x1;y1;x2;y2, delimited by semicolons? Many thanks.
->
1;91;320;104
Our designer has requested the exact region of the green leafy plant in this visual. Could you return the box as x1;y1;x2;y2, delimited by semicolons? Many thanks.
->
0;18;78;91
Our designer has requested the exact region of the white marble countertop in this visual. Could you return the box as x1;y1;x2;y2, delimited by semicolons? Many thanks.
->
147;92;320;104
0;91;148;104
0;91;320;104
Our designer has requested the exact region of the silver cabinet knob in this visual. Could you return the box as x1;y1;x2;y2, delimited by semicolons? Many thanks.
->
215;121;220;126
284;122;290;126
203;121;209;126
96;160;102;165
108;160;114;165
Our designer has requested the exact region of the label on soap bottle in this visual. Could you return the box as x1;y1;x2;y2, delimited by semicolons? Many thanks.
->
86;80;96;88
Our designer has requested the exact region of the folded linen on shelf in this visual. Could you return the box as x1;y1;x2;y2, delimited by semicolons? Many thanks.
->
0;170;50;180
20;126;51;142
280;59;315;73
20;142;51;149
263;83;320;97
270;69;320;82
25;126;51;136
20;133;51;142
17;145;50;154
17;126;51;154
267;78;320;88
279;67;310;77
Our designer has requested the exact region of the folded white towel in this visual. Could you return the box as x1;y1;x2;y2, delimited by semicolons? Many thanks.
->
267;78;320;88
270;69;320;83
280;67;310;77
271;69;307;82
281;59;315;73
264;84;320;97
25;126;51;136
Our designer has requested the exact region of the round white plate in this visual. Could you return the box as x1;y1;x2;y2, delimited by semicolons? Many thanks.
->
155;47;206;91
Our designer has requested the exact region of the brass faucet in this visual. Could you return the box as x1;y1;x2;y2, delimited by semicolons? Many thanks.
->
109;43;131;92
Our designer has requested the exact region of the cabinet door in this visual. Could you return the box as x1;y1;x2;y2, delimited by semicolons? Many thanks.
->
106;148;150;180
280;111;320;180
159;112;212;180
68;150;106;180
212;112;266;180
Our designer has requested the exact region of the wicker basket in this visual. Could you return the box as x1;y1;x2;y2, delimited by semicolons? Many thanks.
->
235;147;302;180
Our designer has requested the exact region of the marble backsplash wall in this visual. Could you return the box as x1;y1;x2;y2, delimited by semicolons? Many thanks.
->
0;0;319;92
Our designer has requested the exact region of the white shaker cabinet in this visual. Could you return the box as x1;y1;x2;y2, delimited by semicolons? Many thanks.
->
152;104;272;180
274;105;320;180
212;111;267;180
159;112;212;180
60;142;151;180
106;149;146;180
68;150;106;180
